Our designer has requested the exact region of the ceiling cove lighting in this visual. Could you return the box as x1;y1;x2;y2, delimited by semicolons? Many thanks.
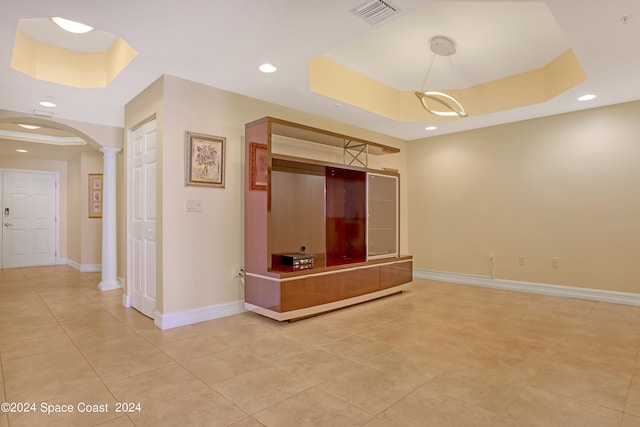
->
578;94;596;101
39;101;56;108
18;124;41;130
52;17;94;34
259;63;277;73
415;36;467;118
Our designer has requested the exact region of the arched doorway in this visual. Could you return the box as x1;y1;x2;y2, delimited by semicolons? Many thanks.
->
0;110;123;292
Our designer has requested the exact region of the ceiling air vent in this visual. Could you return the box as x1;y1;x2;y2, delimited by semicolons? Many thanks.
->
350;0;399;25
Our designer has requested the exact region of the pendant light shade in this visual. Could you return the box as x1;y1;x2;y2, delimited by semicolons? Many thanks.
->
415;91;467;117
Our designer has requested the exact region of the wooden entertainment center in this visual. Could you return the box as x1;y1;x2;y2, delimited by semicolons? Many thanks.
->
244;117;412;321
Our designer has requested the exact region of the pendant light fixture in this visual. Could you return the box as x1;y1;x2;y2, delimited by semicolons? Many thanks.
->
415;36;467;118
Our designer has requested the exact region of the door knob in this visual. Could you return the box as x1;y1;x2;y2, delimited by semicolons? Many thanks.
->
4;223;12;226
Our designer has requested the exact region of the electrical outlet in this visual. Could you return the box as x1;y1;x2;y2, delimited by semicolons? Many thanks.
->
519;255;526;265
551;257;559;268
489;253;495;263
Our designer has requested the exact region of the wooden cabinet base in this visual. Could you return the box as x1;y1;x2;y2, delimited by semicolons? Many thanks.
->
244;257;412;321
245;283;410;321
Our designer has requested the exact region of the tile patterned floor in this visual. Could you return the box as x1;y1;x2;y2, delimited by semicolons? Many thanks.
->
0;265;639;426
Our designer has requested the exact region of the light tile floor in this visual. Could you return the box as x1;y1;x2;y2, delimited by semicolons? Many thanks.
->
0;265;639;426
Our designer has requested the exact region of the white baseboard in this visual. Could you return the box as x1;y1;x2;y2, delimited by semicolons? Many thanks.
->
122;293;131;308
153;300;246;330
56;257;67;266
67;259;102;273
414;268;640;306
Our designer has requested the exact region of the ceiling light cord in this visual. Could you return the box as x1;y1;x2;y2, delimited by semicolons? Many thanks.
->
419;53;438;92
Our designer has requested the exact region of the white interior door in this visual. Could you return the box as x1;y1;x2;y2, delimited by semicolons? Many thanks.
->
129;120;157;318
2;171;56;268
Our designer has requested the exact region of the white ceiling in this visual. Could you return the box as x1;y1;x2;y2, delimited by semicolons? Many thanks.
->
325;2;570;90
0;0;639;145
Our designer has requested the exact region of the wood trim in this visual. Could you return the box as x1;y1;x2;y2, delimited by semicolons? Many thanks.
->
245;274;281;312
280;275;339;312
271;157;326;175
269;257;413;280
248;116;400;155
380;260;413;289
245;284;410;321
244;120;269;274
272;153;401;176
245;258;413;315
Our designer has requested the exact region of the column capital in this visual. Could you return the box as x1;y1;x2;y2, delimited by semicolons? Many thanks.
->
99;146;122;156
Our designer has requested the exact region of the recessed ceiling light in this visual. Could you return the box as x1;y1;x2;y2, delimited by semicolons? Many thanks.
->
18;124;41;130
16;149;28;153
52;17;94;34
425;126;438;131
39;101;56;108
578;94;596;101
258;63;277;73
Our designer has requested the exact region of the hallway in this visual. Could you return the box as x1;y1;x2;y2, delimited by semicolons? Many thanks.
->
0;266;639;426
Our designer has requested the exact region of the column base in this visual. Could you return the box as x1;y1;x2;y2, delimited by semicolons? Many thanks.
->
97;280;122;291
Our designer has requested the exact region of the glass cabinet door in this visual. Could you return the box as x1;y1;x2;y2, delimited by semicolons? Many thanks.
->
367;173;398;258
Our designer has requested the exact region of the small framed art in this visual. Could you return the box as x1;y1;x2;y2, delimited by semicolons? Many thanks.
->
89;173;103;218
185;132;225;188
250;142;268;191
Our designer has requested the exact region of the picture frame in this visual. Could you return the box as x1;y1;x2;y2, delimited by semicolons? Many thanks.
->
89;173;103;218
250;142;268;191
185;132;225;188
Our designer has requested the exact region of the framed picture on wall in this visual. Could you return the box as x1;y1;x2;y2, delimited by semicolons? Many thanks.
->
89;174;103;218
185;132;226;188
250;142;268;191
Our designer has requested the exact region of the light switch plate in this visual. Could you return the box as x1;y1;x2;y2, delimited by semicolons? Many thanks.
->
186;200;202;212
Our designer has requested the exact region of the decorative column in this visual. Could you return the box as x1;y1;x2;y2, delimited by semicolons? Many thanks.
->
98;146;122;291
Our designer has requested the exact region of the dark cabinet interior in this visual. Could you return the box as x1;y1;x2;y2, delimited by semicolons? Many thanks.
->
325;167;366;266
270;163;367;269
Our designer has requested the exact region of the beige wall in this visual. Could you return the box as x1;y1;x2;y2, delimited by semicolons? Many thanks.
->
67;154;81;263
68;150;104;267
116;152;126;281
0;156;68;261
125;74;409;316
80;150;103;266
408;101;640;294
